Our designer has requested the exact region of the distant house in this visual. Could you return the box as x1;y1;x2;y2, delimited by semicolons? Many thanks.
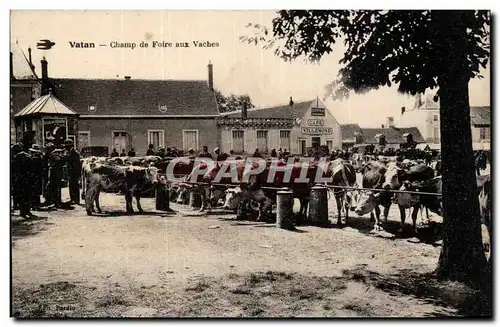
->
218;98;343;155
340;124;363;149
399;93;491;151
20;59;220;155
341;118;424;153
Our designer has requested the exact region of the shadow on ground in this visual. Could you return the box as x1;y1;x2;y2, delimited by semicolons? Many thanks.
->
341;264;492;318
11;214;53;244
12;267;492;318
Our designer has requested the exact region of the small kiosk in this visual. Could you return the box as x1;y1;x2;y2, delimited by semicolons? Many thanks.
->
13;91;79;147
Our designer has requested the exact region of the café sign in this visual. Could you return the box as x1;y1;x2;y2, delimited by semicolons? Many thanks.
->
307;119;324;126
301;127;333;135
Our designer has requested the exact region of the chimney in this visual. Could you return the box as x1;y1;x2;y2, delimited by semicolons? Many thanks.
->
289;96;294;106
381;124;385;128
387;117;394;128
41;57;49;95
124;76;131;80
41;57;48;80
28;47;34;70
401;106;406;115
207;60;213;90
241;100;247;119
10;52;14;80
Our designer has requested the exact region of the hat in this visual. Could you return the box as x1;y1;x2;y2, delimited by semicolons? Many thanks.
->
214;147;220;152
64;139;74;145
188;148;194;153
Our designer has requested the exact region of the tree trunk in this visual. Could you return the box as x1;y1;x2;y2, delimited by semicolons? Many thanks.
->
436;13;487;281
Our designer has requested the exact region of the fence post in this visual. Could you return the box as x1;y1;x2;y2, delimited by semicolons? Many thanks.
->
189;189;202;209
308;185;329;226
276;188;296;231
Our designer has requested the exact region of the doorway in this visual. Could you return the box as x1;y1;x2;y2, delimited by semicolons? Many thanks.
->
311;137;321;149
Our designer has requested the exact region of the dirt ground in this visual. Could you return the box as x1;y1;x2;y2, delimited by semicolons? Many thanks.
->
11;185;492;318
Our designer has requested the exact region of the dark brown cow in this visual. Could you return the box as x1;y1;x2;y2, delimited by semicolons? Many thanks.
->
83;163;159;215
327;159;357;225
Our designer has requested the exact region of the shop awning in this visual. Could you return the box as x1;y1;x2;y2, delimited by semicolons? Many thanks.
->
14;92;78;118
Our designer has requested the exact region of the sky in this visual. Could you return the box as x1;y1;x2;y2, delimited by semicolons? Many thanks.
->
10;10;491;127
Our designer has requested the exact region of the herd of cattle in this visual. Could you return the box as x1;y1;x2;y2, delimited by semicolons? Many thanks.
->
79;154;491;239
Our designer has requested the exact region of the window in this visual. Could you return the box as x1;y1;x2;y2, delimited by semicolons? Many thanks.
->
326;140;333;151
112;131;128;153
480;127;490;140
279;130;291;151
232;130;244;153
256;130;268;153
433;127;440;140
183;130;199;151
433;114;439;122
148;130;164;149
88;105;96;112
78;131;91;149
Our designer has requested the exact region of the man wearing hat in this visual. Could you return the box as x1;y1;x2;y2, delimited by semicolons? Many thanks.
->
214;147;228;162
29;144;44;210
198;146;213;159
14;132;36;218
187;148;196;160
11;143;23;211
64;139;82;205
43;142;64;208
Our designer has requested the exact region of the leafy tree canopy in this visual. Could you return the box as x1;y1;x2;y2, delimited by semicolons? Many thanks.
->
241;10;489;101
214;89;255;113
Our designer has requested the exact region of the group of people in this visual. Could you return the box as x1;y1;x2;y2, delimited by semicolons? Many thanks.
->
11;131;82;219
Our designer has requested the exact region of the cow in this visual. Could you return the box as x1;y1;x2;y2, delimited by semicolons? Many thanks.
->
83;163;159;215
218;158;319;222
326;159;357;225
392;177;442;233
350;162;393;231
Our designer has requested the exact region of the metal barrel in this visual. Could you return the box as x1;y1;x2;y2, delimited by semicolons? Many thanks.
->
276;189;295;230
308;185;329;226
189;190;202;209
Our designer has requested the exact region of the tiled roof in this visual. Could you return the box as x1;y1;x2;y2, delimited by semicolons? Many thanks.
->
470;106;490;126
360;127;425;144
222;100;313;119
14;92;78;117
51;78;218;116
341;124;362;140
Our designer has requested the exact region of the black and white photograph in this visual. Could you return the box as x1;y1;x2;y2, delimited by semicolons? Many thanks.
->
9;9;492;318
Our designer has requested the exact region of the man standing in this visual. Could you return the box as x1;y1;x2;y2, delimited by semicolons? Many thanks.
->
127;148;136;157
146;144;155;156
64;139;82;205
29;144;44;210
11;143;23;211
44;143;65;208
15;132;35;218
214;147;228;161
198;146;213;159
